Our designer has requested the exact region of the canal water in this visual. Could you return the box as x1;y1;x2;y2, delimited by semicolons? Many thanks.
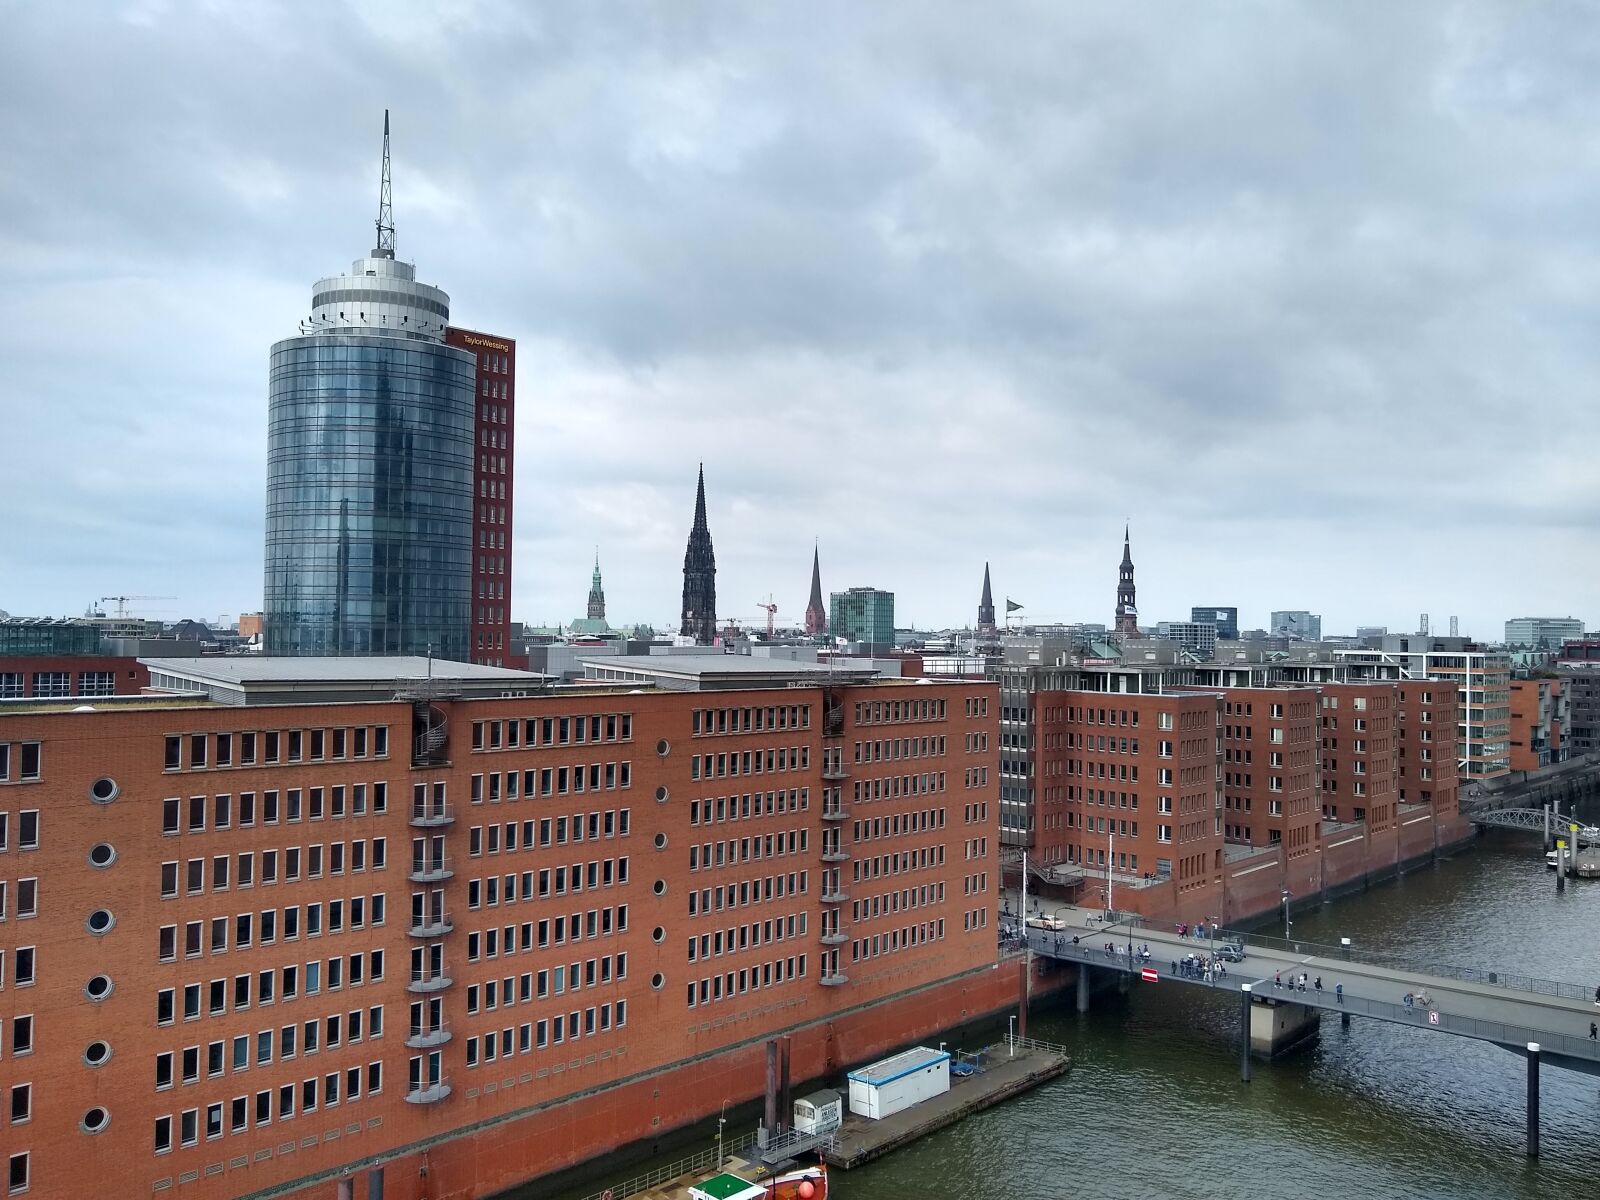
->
839;822;1600;1198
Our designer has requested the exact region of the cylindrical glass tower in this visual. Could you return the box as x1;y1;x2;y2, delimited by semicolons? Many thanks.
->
264;253;475;659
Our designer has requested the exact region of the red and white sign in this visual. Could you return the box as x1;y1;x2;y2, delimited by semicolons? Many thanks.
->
1140;967;1159;982
1427;1010;1440;1026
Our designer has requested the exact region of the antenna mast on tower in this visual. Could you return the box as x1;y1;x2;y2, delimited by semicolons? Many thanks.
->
374;109;395;258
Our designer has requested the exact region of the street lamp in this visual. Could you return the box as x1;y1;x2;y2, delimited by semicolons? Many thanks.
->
1008;1014;1016;1057
717;1100;727;1166
1281;889;1293;942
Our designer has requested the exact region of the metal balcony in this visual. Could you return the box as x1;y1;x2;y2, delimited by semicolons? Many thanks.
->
820;849;851;863
819;972;849;987
403;1081;452;1105
820;889;849;904
408;861;454;884
408;916;454;939
819;929;849;946
821;765;849;781
820;806;848;822
406;971;454;995
405;1025;453;1050
409;805;454;828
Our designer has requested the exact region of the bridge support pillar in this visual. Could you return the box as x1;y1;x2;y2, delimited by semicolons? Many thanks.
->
1526;1042;1540;1158
1076;964;1091;1013
1239;986;1252;1083
1248;996;1320;1058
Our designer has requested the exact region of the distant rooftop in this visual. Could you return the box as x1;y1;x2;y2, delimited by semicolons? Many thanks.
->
142;656;552;706
579;653;880;691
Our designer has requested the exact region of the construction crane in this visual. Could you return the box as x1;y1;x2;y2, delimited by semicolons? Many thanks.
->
756;597;778;639
95;595;175;618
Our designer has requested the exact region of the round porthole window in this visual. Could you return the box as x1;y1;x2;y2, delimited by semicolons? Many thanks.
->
81;1107;110;1134
656;739;671;757
651;973;665;991
89;777;120;803
88;842;116;869
85;975;113;1002
87;909;115;935
652;926;666;944
84;1041;112;1067
653;833;668;850
652;879;667;896
655;785;670;802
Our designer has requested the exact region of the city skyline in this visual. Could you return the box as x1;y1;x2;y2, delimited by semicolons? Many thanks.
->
3;5;1598;639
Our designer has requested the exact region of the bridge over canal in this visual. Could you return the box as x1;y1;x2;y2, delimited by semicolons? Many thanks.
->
1019;908;1600;1157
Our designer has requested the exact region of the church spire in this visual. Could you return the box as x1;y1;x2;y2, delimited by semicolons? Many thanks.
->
586;549;606;622
680;464;717;644
804;542;827;637
1115;523;1138;637
977;562;997;635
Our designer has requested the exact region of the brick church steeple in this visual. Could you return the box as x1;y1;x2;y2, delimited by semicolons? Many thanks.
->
977;562;998;637
679;464;717;644
1115;524;1139;636
804;544;827;637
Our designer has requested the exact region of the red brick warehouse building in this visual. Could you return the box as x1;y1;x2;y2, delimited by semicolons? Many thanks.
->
0;654;1004;1200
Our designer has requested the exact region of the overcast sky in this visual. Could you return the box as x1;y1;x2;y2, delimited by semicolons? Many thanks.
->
1;2;1595;639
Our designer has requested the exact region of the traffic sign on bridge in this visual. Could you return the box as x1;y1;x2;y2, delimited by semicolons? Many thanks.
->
1141;967;1159;983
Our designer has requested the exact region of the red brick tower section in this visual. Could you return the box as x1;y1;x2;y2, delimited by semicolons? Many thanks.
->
445;327;517;667
1219;687;1320;859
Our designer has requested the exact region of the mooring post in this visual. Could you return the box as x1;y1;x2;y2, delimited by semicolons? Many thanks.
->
1239;985;1253;1083
1076;962;1091;1013
1526;1042;1541;1158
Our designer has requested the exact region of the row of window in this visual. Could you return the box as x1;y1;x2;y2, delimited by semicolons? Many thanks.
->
687;870;809;918
962;767;990;788
688;789;810;826
464;905;630;961
157;1006;382;1089
687;912;808;963
161;783;389;834
163;727;390;772
471;712;635;755
691;704;813;737
465;1000;627;1067
691;746;812;781
689;828;809;871
152;1062;384;1154
161;840;386;896
852;736;948;764
0;879;38;921
850;772;948;802
466;954;628;1014
858;698;952;725
851;845;949;882
0;947;35;988
849;918;946;962
465;857;630;908
1;671;117;698
852;807;946;844
157;895;385;960
156;954;380;1027
471;761;632;801
686;955;807;1008
852;882;946;924
0;747;40;785
467;808;631;856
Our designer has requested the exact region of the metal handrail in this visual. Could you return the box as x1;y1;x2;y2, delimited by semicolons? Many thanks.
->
1110;914;1599;1004
574;1130;760;1200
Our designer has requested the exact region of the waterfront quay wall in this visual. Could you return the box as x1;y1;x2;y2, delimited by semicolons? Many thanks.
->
331;962;1030;1200
1038;805;1477;930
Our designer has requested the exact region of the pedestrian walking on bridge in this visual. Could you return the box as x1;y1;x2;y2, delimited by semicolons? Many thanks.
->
1335;983;1344;1005
1589;1022;1597;1040
1274;971;1282;989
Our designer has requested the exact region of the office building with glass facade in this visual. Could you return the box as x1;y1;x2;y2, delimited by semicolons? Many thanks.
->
264;250;476;659
829;586;895;651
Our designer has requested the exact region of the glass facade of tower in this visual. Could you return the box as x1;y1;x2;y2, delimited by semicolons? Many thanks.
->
264;334;476;658
829;587;895;649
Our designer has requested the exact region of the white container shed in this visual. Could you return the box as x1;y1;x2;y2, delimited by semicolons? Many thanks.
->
846;1046;950;1120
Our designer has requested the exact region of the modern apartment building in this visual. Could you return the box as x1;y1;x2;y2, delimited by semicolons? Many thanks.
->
1270;611;1322;641
1508;678;1568;772
1190;607;1239;640
444;328;517;667
1556;641;1600;756
1154;621;1218;661
0;655;1001;1200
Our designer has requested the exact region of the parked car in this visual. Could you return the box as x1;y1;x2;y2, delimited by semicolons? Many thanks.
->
1025;915;1067;931
1216;942;1248;962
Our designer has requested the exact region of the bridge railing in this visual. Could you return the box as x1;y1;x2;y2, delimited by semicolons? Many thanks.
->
1043;918;1597;1006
